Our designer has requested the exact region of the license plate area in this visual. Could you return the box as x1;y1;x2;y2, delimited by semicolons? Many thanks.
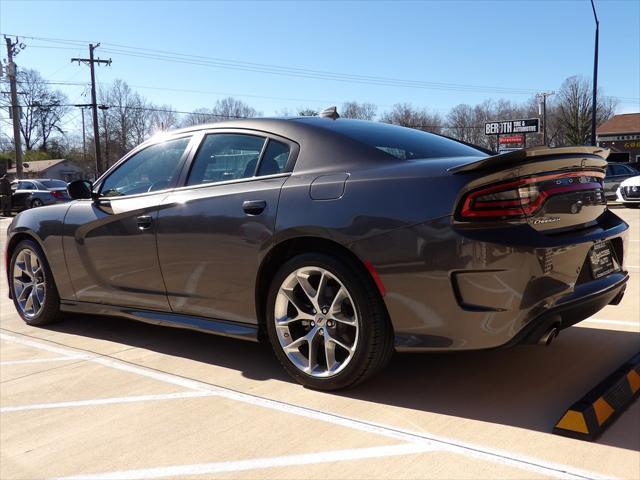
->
589;240;619;279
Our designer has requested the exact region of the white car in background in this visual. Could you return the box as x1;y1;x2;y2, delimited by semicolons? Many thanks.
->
616;175;640;208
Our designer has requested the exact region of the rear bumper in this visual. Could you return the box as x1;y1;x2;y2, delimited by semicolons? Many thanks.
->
352;210;629;351
503;272;628;347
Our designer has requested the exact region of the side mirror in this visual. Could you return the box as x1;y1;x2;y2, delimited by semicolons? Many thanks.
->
67;179;94;200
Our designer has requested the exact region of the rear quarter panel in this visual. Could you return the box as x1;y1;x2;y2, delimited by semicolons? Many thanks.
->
275;158;480;246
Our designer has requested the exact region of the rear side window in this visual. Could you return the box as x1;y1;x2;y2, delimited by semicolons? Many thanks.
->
41;180;67;188
311;120;486;160
610;165;628;176
258;140;290;176
187;134;267;185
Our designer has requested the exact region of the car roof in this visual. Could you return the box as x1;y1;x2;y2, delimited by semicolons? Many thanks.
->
136;117;487;172
15;178;64;181
167;116;326;136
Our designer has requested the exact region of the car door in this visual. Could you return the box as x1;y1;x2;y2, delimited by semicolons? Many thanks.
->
62;135;195;310
156;131;297;324
12;181;35;209
604;165;625;199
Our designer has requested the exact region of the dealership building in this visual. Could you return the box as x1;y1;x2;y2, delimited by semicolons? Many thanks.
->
596;113;640;165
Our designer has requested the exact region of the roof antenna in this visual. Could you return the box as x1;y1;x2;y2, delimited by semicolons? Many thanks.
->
319;106;340;120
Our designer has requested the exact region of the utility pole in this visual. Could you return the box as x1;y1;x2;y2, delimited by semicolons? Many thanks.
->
75;103;92;175
536;91;555;146
71;44;111;175
4;36;24;178
590;0;599;146
99;105;110;171
81;108;86;163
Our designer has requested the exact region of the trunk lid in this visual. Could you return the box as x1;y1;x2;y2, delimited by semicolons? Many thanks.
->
453;146;609;232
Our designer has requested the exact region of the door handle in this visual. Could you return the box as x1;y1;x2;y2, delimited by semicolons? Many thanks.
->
242;200;266;215
136;215;153;230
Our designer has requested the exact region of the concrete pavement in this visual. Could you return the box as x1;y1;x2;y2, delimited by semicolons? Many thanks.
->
1;207;638;479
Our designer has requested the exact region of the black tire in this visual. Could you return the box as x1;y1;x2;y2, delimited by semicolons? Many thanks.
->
266;252;394;390
31;198;44;208
9;239;63;326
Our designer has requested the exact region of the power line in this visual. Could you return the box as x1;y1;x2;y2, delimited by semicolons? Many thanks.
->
6;32;639;103
3;101;497;129
2;32;540;95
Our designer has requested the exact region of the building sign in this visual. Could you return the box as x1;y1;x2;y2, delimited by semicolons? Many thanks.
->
499;135;524;144
485;118;540;135
597;134;640;142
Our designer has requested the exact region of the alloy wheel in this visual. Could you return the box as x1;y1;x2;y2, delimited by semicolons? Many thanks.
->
274;266;359;378
12;248;46;319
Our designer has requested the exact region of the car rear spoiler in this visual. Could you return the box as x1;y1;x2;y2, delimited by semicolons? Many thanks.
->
448;146;610;174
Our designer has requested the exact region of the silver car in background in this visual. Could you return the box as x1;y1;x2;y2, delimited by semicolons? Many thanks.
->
616;175;640;207
604;163;640;200
10;179;71;211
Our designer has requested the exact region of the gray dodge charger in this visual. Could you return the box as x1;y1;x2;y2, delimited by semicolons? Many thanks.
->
5;114;629;390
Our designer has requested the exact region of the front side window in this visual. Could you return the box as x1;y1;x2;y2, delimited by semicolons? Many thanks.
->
100;137;190;197
187;134;266;186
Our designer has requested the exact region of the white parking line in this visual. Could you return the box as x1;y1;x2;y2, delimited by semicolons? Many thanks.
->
0;335;90;357
0;330;611;480
583;318;640;327
0;356;91;365
53;443;436;480
0;391;214;413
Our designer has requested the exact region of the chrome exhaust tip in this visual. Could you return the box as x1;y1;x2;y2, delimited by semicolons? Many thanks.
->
538;327;559;346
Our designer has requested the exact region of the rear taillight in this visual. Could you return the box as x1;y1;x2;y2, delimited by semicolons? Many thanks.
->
458;170;605;221
51;190;66;200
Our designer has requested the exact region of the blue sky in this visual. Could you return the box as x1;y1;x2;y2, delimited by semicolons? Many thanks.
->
1;0;639;126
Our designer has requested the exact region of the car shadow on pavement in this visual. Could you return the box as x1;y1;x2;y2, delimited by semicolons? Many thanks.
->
350;326;640;452
44;313;639;452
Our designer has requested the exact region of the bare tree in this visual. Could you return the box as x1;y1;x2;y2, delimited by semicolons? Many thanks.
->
211;97;258;120
99;79;164;161
554;76;617;145
149;105;178;132
341;101;377;120
36;90;70;151
14;69;69;151
446;104;477;144
297;108;318;116
102;79;140;155
181;98;258;126
129;95;153;146
182;108;215;127
380;103;443;133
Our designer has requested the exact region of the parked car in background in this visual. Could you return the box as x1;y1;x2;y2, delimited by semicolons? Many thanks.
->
616;175;640;208
10;179;71;211
604;162;640;200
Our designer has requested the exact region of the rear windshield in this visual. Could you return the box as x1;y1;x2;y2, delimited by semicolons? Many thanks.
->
317;120;487;160
40;180;68;188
